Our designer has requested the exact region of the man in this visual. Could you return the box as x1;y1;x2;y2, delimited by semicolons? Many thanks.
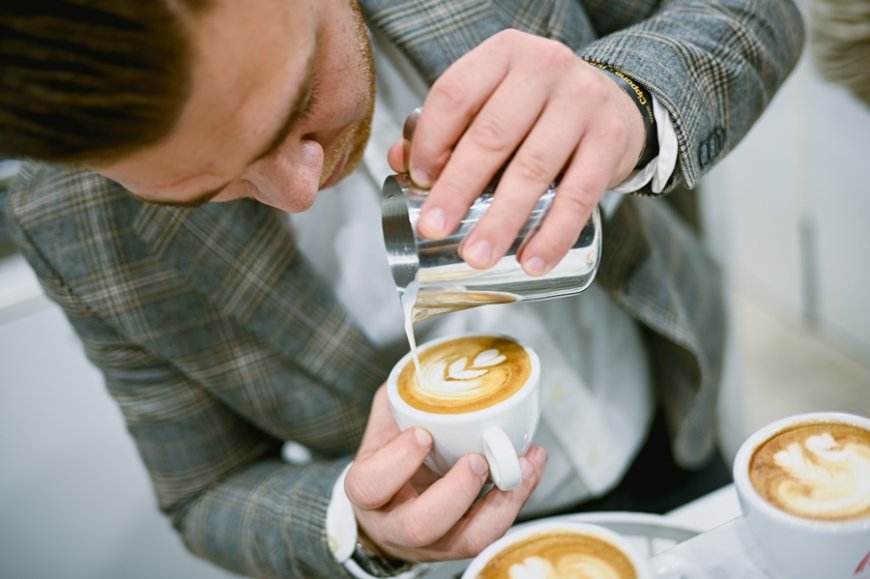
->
1;1;804;577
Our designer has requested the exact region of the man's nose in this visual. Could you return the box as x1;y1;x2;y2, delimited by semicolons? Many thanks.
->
243;138;324;212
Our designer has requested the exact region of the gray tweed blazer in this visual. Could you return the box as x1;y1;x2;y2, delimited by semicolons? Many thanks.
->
6;1;804;577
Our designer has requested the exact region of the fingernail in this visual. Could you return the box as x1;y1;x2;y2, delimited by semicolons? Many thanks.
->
410;167;432;188
469;453;489;477
414;428;432;448
521;457;535;481
465;240;492;267
419;207;446;236
524;256;548;276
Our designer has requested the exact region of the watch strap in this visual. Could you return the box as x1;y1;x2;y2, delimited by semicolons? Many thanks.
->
586;60;659;168
348;540;416;578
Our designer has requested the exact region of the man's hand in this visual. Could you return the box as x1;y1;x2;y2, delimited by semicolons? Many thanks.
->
387;29;646;276
345;386;547;562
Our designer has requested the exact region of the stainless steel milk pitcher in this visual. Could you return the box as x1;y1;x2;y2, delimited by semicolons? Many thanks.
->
381;159;602;322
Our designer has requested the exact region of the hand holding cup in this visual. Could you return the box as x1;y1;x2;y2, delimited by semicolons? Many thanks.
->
345;385;547;563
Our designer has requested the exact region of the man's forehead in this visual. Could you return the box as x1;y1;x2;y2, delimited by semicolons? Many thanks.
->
187;0;315;88
93;0;320;198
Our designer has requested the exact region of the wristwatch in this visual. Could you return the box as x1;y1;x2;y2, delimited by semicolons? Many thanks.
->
350;540;416;578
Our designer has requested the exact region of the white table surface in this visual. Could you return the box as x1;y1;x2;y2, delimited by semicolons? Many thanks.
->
665;484;741;531
652;485;775;578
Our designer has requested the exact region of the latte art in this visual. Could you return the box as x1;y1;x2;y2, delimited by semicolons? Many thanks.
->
478;531;637;579
398;336;531;414
749;421;870;521
421;348;506;396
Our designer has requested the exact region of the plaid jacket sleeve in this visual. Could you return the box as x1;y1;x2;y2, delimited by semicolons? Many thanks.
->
578;0;805;191
6;163;382;578
366;0;804;192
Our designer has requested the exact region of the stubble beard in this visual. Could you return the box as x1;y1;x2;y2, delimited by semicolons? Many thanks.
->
334;0;376;184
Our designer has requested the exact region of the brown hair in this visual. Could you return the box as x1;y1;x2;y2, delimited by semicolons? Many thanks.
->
0;0;212;164
810;0;870;107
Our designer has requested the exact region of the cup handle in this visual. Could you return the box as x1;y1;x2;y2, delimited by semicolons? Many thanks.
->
482;427;521;491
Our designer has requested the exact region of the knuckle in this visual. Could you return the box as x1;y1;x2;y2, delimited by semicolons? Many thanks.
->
558;183;598;215
479;214;524;243
602;110;627;134
511;149;552;183
577;68;608;103
491;28;524;47
460;533;494;559
547;182;600;224
401;517;437;548
563;67;613;106
608;122;630;148
430;76;469;109
528;227;573;263
538;39;577;70
609;116;629;140
344;470;380;509
468;117;512;154
432;176;478;212
587;115;627;145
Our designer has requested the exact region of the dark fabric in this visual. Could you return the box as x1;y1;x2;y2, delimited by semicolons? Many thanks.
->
581;411;731;514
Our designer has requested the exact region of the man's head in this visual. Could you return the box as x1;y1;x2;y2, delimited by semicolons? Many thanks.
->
1;0;376;212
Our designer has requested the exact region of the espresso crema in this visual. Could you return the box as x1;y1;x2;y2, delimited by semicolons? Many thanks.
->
397;336;531;414
748;420;870;522
478;531;637;579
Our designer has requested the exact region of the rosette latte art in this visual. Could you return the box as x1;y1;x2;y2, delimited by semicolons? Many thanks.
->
478;531;637;579
749;421;870;521
398;336;532;414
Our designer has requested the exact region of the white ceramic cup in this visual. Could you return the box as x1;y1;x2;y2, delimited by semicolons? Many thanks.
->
386;333;541;491
732;411;870;579
461;521;652;579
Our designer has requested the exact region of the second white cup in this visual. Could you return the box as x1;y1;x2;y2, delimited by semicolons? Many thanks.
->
732;411;870;579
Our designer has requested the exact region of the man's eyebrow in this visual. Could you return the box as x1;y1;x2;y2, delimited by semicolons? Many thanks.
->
152;50;319;208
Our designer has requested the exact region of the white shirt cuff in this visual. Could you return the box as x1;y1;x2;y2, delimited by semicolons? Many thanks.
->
327;463;358;563
606;93;679;203
327;462;425;579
